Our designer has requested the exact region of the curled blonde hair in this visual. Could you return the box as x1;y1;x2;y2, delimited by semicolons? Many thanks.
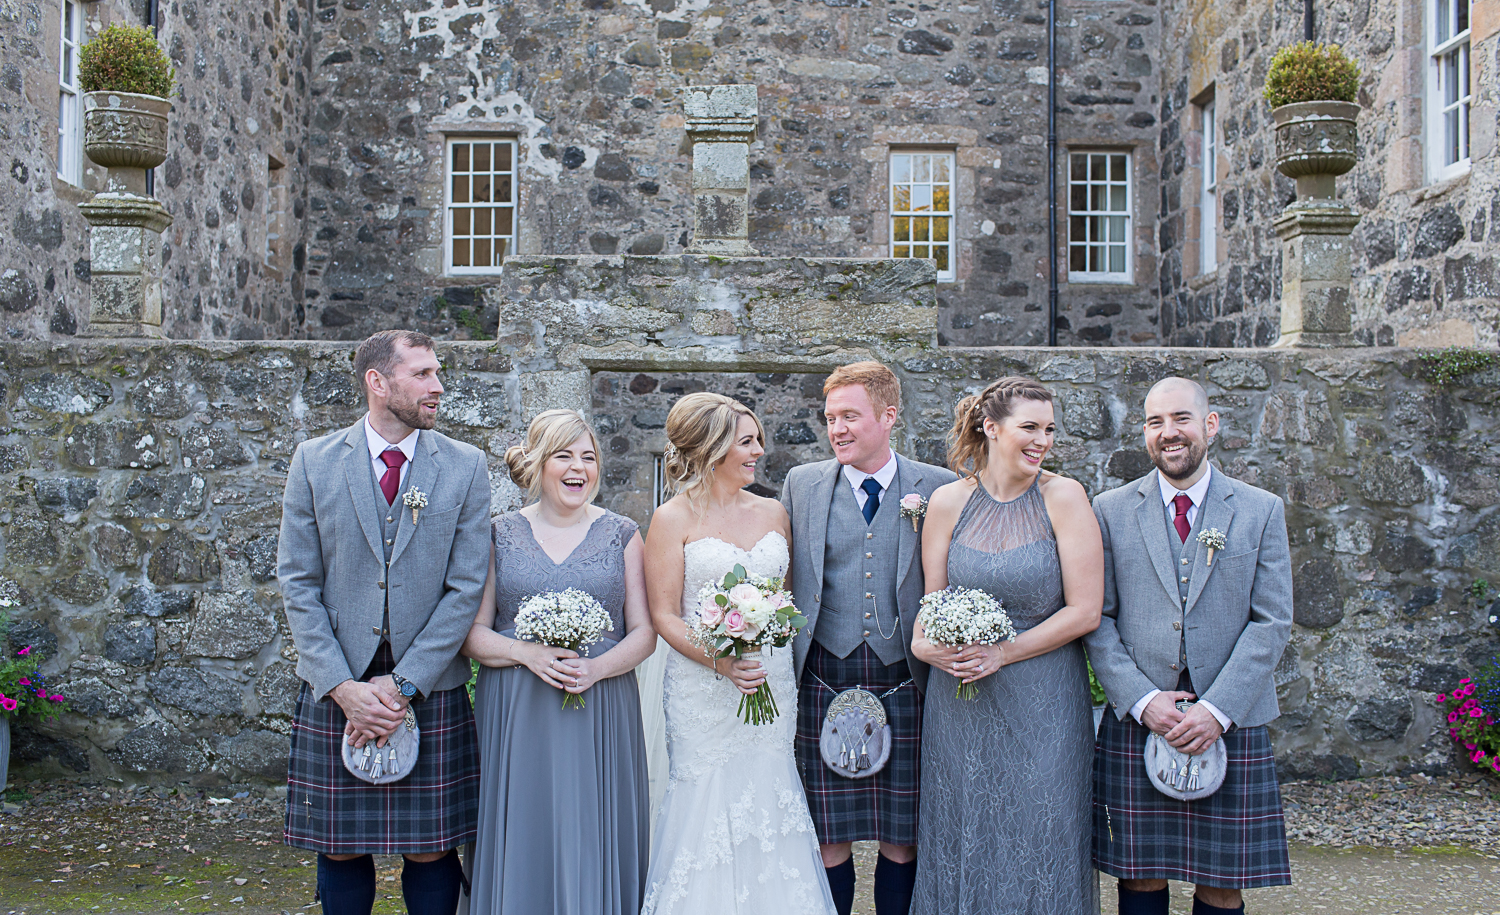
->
504;409;603;503
663;393;765;505
948;377;1053;482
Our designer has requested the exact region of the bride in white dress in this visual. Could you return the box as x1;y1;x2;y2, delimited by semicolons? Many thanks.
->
640;393;836;915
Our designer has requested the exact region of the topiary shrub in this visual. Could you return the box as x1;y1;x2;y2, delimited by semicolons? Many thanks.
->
78;24;175;98
1263;41;1360;108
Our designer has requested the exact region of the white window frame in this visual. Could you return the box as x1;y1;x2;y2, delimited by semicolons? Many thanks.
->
888;150;956;281
443;136;518;276
57;0;83;185
1427;0;1472;182
1200;99;1217;274
1067;150;1134;285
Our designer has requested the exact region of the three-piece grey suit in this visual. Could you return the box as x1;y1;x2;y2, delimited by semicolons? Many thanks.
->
279;419;491;855
1086;465;1294;887
783;453;956;846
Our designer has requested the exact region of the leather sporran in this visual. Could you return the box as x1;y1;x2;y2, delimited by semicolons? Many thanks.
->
1144;701;1226;801
819;688;892;779
342;706;420;785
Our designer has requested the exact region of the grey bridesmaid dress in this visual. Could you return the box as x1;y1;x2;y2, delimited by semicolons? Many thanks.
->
469;510;650;915
911;477;1099;915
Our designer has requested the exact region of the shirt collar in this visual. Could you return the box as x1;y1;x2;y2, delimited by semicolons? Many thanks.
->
843;450;899;492
364;414;419;464
1158;462;1213;508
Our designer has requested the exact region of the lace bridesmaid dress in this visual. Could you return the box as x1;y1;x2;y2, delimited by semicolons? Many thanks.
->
911;478;1099;915
641;532;836;915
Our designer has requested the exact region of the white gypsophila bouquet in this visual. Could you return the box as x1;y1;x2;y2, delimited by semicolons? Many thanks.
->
514;588;614;709
917;586;1018;700
691;563;808;725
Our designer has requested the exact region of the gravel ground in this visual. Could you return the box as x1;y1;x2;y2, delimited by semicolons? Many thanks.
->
1;771;1498;914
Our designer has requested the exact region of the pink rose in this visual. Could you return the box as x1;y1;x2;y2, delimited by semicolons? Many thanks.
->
724;610;747;637
699;597;725;628
768;593;790;610
728;583;759;606
900;493;924;511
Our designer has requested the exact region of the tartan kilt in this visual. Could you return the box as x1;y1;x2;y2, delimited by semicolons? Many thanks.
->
795;641;922;846
1093;708;1291;888
284;644;480;856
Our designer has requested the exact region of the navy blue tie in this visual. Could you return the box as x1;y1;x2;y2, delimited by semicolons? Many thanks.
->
860;477;882;524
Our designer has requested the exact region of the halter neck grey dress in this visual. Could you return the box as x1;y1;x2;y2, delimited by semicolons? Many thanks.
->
469;510;650;915
911;477;1099;915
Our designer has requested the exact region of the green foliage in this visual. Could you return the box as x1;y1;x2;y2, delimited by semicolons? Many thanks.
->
1419;346;1499;387
79;24;175;97
1471;579;1493;603
0;583;68;723
1263;42;1360;108
1437;660;1500;777
1087;659;1107;706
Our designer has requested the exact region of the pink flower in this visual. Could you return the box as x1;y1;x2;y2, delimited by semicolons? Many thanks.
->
18;678;29;686
900;493;924;512
49;695;63;702
724;610;747;637
0;697;15;712
16;646;29;656
1473;708;1484;718
699;597;725;628
1450;711;1460;724
1462;678;1474;685
727;583;760;606
1437;693;1447;703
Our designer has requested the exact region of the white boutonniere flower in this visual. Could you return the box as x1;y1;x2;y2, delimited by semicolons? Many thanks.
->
402;486;429;524
1197;528;1227;566
899;493;927;532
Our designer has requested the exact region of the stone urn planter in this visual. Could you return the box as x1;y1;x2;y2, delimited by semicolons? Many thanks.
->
1272;100;1360;203
83;91;172;197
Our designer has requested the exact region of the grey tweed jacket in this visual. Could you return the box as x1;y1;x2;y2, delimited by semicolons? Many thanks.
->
277;419;492;701
781;453;957;694
1084;465;1294;729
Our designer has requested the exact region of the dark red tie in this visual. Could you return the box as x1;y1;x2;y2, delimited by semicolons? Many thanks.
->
1172;493;1192;543
379;449;406;505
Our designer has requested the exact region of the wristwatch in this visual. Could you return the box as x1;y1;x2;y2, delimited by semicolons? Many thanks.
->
391;673;418;699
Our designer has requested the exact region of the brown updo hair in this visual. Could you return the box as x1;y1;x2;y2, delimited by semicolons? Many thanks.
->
662;392;765;506
947;377;1054;481
504;409;602;503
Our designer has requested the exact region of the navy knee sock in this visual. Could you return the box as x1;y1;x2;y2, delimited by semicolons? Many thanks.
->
825;858;856;915
1118;886;1171;915
873;854;917;915
315;854;375;915
1192;895;1244;915
401;851;464;915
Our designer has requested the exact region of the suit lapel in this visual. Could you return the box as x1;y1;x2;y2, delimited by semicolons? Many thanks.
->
1134;470;1182;605
806;460;841;594
389;430;442;567
894;456;923;592
1184;467;1235;615
342;422;385;563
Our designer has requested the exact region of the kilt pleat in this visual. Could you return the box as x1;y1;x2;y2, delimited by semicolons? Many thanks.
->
795;641;922;846
1093;708;1292;888
284;645;480;856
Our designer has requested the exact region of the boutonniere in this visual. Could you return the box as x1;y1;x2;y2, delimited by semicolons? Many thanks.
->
899;493;927;532
402;486;429;525
1197;528;1227;566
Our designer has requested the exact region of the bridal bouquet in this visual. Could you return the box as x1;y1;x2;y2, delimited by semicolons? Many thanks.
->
514;588;614;709
691;563;808;725
917;587;1017;700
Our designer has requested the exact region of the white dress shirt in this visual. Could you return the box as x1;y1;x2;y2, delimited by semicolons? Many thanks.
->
364;415;419;497
842;450;899;509
1130;464;1232;730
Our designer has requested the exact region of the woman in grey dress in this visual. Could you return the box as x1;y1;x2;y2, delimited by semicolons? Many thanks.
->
463;410;656;915
910;378;1104;915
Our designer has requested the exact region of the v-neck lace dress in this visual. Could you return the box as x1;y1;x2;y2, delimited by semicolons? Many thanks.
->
468;510;650;915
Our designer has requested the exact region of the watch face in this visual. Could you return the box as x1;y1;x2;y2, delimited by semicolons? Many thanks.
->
401;681;416;697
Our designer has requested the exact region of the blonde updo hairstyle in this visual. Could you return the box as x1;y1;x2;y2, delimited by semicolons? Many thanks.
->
504;409;603;503
663;392;765;506
948;377;1054;482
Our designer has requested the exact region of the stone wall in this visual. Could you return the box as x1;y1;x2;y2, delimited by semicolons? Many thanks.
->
0;0;309;341
1155;0;1500;347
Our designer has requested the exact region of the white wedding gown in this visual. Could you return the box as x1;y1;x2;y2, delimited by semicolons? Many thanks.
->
641;532;837;915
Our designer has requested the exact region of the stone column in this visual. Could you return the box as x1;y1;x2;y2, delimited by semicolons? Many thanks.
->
79;196;173;338
1273;206;1361;347
684;84;758;256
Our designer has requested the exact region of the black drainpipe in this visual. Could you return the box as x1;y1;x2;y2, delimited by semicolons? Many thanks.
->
1047;0;1059;346
1304;0;1315;41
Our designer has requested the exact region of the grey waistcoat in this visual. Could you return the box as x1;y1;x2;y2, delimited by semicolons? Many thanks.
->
1165;501;1200;679
370;459;403;645
815;472;904;665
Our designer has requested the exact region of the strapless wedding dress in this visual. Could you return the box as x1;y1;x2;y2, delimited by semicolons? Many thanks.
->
641;532;836;915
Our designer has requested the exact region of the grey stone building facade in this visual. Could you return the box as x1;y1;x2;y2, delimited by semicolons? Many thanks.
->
5;0;1493;346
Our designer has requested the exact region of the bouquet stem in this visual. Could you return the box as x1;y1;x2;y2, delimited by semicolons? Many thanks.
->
561;691;586;710
956;680;980;701
734;650;780;725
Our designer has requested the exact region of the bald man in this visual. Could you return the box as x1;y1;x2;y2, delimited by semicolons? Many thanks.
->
1084;377;1293;915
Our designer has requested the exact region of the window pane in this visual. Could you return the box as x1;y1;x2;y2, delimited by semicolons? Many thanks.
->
1089;245;1103;272
913;245;929;259
497;207;513;236
453;208;471;235
1070;185;1087;211
914;156;930;183
453;143;469;172
933;217;949;242
912;185;932;212
474;238;492;267
893;185;911;212
1458;0;1469;31
1070;155;1087;181
452;176;469;204
1069;215;1087;243
474;143;491;172
1109;215;1126;243
934;156;951;182
1111;154;1127;181
935;246;949;272
891;155;911;183
494;237;509;265
1070;246;1087;272
1110;185;1127;211
895;245;910;258
894;216;910;242
474;177;491;203
475;207;492;235
497;175;512;204
914;217;930;242
452;239;470;267
934;185;950;212
1109;245;1125;274
497;142;512;171
1437;0;1451;41
1090;185;1105;211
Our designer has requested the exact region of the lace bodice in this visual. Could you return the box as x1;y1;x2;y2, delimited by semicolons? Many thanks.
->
677;533;790;620
491;510;639;642
947;477;1064;630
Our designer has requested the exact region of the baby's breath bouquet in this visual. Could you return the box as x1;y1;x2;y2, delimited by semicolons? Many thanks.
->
691;563;807;725
514;588;614;709
918;587;1017;700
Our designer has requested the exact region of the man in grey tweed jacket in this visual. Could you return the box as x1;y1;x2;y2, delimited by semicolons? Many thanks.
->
1086;377;1293;915
278;330;491;915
